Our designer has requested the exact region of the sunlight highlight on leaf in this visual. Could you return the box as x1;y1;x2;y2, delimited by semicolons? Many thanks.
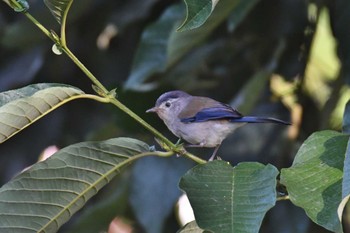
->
281;130;347;233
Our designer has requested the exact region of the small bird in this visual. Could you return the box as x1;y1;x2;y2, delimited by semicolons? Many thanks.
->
147;90;290;161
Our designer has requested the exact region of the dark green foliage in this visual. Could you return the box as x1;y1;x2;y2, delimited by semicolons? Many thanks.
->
1;0;350;232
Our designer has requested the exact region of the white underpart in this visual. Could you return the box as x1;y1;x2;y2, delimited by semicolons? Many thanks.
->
178;121;245;147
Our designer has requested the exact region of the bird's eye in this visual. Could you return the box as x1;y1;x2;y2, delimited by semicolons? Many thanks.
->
165;102;171;108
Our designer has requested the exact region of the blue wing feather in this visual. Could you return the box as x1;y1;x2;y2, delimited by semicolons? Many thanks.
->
178;97;290;125
180;106;290;125
180;106;242;123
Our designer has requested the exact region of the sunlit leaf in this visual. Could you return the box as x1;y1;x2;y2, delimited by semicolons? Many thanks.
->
281;130;347;233
179;161;278;233
0;83;96;143
43;0;73;25
0;137;150;233
304;9;340;109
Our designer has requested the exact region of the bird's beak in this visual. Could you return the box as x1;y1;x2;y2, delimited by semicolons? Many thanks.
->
146;107;158;113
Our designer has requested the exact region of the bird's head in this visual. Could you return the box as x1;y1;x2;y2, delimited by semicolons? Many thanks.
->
146;90;191;122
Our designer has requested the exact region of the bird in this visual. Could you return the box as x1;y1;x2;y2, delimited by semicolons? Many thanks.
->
146;90;290;161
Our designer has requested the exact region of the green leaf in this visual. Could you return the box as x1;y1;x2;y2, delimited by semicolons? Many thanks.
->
177;0;216;31
280;130;348;233
124;0;260;91
0;137;150;233
43;0;73;25
177;221;205;233
65;176;130;233
124;4;184;91
168;0;260;66
0;83;96;143
179;161;278;233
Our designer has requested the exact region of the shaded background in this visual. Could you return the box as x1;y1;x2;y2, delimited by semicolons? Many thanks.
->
1;0;350;232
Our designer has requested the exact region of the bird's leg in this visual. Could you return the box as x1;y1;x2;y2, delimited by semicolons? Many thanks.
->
185;142;221;161
179;143;204;158
208;145;221;161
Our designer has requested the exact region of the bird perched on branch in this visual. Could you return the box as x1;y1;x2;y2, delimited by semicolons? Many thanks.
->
147;90;290;161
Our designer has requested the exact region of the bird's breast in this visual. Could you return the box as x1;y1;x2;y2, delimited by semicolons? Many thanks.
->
177;120;245;147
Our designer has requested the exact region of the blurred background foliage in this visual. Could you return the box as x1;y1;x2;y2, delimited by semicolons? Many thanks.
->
1;0;350;232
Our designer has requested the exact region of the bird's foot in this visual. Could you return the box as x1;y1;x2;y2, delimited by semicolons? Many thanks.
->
208;145;221;161
174;144;188;157
154;137;188;157
208;154;215;161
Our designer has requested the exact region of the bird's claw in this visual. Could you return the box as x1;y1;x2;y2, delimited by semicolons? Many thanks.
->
154;137;187;156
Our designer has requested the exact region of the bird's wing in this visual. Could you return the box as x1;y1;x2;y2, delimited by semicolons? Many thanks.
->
179;97;242;123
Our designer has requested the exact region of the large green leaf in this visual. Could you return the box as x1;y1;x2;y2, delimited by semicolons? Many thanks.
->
280;130;348;233
0;137;150;233
179;161;278;233
65;175;130;233
124;4;183;91
0;83;98;143
124;0;260;91
43;0;73;25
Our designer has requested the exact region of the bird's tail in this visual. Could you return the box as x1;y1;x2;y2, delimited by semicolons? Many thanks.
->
231;116;290;125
